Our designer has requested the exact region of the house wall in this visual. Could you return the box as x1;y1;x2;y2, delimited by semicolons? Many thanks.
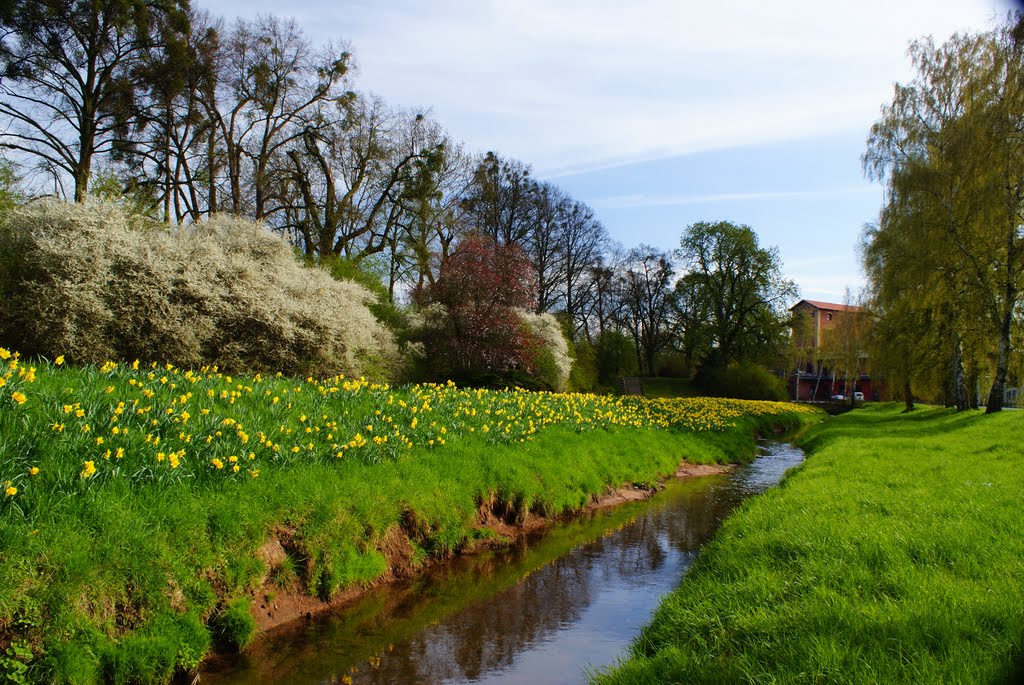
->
788;300;886;401
792;302;845;349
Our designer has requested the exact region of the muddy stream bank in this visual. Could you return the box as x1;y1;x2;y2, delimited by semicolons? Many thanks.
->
200;442;805;685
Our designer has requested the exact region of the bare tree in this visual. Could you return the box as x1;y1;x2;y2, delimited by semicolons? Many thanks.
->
461;151;537;245
0;0;190;201
202;15;351;218
282;97;443;266
558;199;607;337
619;246;676;376
525;182;565;313
388;128;474;298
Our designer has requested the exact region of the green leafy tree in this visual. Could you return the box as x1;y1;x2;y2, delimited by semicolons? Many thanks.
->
864;15;1024;412
676;220;797;370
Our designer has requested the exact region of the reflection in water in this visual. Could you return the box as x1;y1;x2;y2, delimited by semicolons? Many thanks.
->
201;443;804;685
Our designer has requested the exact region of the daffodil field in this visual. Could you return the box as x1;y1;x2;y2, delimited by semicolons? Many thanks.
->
0;350;816;507
0;349;821;684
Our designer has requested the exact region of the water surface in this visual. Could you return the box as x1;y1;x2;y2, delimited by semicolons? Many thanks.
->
201;442;804;685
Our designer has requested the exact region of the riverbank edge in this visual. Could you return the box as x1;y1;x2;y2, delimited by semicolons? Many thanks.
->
0;410;820;685
222;414;816;654
590;404;1024;685
246;462;737;637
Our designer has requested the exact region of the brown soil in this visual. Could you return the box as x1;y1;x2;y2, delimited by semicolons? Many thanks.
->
674;462;734;478
247;459;730;635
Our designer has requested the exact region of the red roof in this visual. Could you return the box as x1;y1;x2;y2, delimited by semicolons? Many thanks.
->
791;299;863;313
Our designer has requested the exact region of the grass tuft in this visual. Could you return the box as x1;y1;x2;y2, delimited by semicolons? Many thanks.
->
211;599;256;652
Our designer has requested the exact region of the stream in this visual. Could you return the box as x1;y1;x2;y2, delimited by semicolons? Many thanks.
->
200;442;805;685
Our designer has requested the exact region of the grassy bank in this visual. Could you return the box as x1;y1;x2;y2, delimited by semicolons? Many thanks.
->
0;351;819;684
593;404;1024;684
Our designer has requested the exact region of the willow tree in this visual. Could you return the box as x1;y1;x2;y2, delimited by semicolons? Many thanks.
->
862;199;964;410
864;15;1024;412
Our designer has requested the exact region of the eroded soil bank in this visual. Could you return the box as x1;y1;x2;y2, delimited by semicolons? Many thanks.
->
200;443;803;685
247;459;735;634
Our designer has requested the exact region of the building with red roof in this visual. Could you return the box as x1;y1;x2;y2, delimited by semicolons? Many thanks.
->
789;299;885;402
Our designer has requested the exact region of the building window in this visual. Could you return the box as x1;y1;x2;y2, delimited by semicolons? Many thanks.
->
826;313;832;321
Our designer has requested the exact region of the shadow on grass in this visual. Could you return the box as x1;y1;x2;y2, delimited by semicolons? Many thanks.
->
798;404;991;455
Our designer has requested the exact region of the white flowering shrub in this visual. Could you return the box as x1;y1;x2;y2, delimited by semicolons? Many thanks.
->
519;310;572;392
0;200;400;378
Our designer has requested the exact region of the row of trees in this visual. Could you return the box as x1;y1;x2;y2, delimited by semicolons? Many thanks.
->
604;222;796;380
863;13;1024;413
0;0;798;389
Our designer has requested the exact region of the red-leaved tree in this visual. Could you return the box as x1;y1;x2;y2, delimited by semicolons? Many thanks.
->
418;235;541;386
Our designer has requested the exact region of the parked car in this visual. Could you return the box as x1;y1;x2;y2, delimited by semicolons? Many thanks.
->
853;392;865;401
830;394;845;400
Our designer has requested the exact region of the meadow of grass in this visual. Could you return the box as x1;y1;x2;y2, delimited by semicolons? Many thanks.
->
593;403;1024;685
0;350;819;684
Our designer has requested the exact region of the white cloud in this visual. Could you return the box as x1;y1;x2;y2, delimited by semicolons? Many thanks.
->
790;276;866;302
199;0;1004;302
595;186;877;209
206;0;1008;172
345;0;1005;170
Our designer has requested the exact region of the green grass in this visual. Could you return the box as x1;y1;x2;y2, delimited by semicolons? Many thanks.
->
592;403;1024;684
0;355;820;683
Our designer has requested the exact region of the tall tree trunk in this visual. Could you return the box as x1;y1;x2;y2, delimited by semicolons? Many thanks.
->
74;140;93;203
74;94;97;202
986;212;1018;412
73;163;90;203
163;109;173;223
903;378;914;412
985;308;1012;413
951;340;968;412
254;159;267;220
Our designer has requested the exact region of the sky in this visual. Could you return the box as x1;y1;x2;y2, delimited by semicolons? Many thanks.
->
209;0;1016;303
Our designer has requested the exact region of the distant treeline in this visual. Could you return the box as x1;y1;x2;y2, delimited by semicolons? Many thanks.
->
0;0;797;390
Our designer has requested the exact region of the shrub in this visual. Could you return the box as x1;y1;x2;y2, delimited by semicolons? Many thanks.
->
0;200;400;378
519;311;572;392
693;361;787;401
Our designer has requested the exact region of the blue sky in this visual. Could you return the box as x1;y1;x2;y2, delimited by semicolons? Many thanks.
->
210;0;1013;302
